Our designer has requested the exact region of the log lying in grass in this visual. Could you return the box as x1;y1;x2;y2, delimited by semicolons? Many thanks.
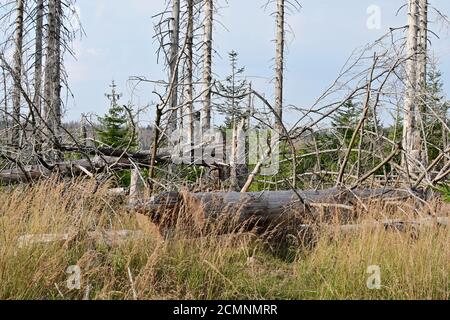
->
329;217;448;235
16;217;448;248
131;188;428;233
17;230;144;248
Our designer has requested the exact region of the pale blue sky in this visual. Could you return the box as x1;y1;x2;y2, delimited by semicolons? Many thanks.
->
65;0;450;126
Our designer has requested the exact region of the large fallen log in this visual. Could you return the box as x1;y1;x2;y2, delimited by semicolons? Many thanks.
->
131;188;428;234
0;156;135;183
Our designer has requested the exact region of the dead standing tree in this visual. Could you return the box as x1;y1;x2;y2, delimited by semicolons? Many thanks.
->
11;0;25;148
168;0;181;133
201;0;213;131
274;0;285;135
183;0;195;160
402;0;428;177
33;0;44;136
43;0;63;157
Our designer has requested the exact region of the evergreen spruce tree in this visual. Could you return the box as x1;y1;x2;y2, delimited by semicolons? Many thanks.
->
216;51;249;127
331;99;361;146
96;82;138;187
96;82;137;150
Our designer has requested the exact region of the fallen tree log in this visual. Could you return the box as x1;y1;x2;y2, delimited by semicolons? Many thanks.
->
131;188;429;234
16;217;448;248
17;230;144;248
59;145;171;164
0;156;136;183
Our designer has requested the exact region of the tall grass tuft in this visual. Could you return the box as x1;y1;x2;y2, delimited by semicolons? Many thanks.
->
0;180;448;300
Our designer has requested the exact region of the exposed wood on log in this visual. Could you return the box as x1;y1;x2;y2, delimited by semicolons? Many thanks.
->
59;145;171;163
17;230;144;249
0;156;133;183
16;217;447;248
130;188;428;234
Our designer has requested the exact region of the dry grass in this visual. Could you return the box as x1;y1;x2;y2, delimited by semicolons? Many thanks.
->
0;180;448;300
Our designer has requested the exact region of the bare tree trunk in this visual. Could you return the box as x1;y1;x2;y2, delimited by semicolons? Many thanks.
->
403;0;421;175
53;0;62;138
230;118;247;191
168;0;180;133
129;168;144;204
274;0;285;134
149;106;162;193
184;0;194;162
2;67;9;143
12;0;25;148
44;0;57;138
201;0;213;132
44;0;62;157
33;0;44;120
80;114;87;147
417;0;428;165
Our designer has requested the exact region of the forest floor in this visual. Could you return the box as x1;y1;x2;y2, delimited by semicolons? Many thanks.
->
0;180;448;300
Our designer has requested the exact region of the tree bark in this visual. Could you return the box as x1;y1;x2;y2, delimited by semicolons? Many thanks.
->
274;0;285;134
12;0;25;148
149;106;162;193
403;0;422;175
0;156;139;184
230;118;247;191
43;0;62;154
201;0;213;131
133;188;427;233
417;0;429;165
184;0;195;162
34;0;44;119
168;0;180;133
2;67;9;143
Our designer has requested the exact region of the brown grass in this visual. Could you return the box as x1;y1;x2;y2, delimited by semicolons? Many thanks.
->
0;179;448;300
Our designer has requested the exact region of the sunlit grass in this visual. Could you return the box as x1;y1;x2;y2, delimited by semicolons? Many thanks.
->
0;180;448;300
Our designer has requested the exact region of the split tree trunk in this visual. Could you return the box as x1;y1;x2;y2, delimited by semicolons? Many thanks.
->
12;0;25;148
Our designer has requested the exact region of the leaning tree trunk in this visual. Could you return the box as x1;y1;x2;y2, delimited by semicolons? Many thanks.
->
403;0;422;176
201;0;213;132
274;0;285;135
168;0;180;133
12;0;25;148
